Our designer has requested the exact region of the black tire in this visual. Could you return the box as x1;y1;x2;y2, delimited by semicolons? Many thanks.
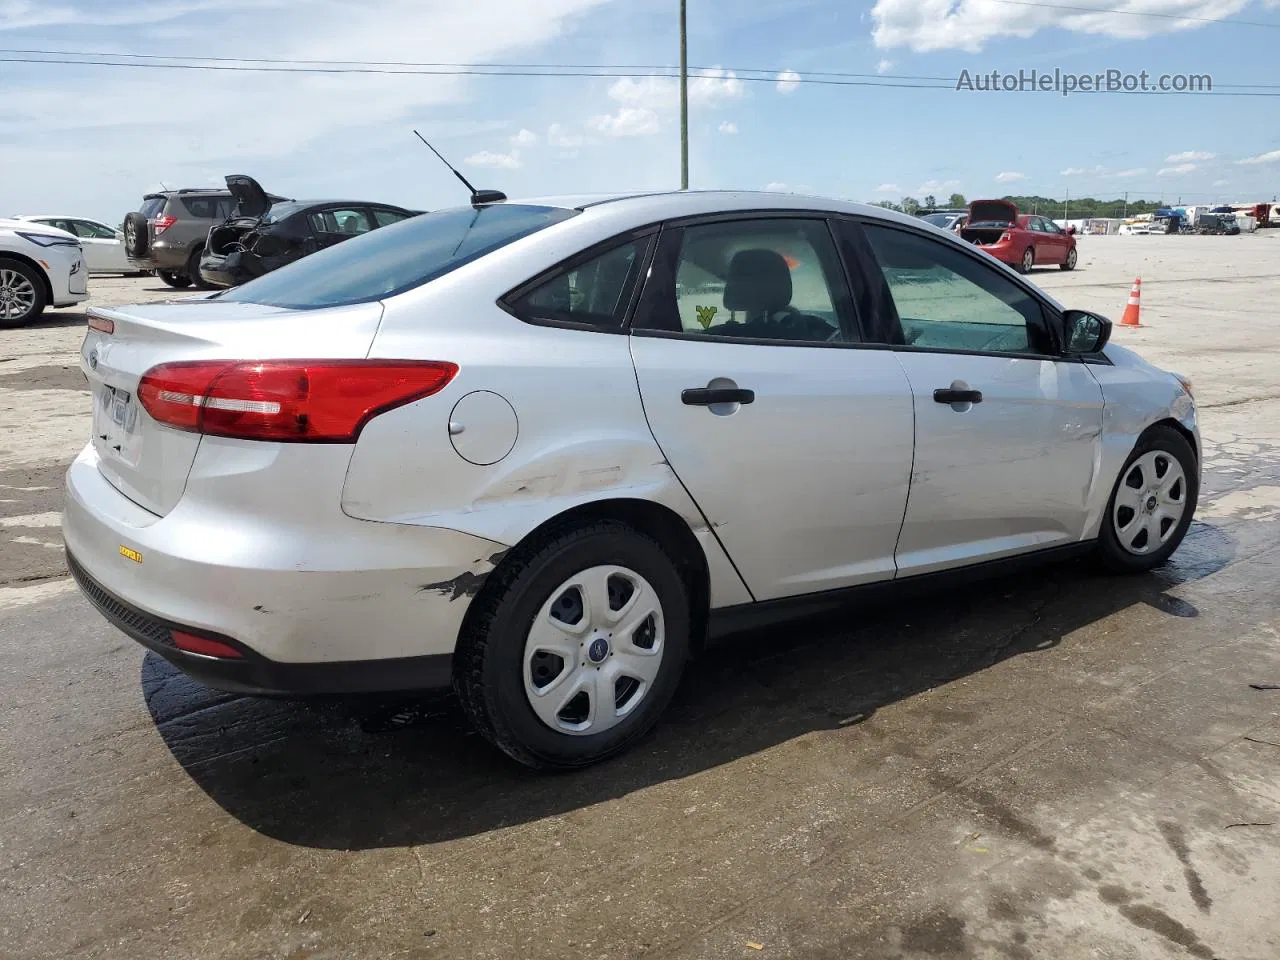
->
0;257;48;329
1060;247;1077;271
1018;247;1035;273
187;247;216;290
455;520;691;769
1097;426;1198;574
157;270;191;289
123;212;150;258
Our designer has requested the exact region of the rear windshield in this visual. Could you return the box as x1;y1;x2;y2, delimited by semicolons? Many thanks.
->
139;197;166;219
219;204;578;309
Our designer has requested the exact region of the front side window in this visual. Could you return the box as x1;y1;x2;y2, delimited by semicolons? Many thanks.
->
644;218;855;344
862;224;1046;355
507;237;650;329
219;204;578;309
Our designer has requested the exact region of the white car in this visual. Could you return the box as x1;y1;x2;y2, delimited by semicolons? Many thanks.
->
63;190;1200;769
0;218;89;327
11;215;134;274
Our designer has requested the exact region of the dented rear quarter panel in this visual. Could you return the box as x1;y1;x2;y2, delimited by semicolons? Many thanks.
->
341;221;753;609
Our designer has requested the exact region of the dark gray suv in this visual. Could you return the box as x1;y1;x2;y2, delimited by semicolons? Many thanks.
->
123;187;285;289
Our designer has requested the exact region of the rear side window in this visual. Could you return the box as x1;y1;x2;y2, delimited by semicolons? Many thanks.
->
139;197;166;219
372;208;412;227
506;237;651;330
311;208;372;235
220;204;578;309
179;196;222;219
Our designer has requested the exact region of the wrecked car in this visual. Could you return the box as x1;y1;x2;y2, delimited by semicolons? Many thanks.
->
960;199;1077;273
199;175;420;287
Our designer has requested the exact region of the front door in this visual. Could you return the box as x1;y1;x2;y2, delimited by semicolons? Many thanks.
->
72;220;129;273
629;216;916;601
855;221;1105;576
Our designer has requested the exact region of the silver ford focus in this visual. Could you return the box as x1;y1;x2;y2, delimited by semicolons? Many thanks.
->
63;190;1200;769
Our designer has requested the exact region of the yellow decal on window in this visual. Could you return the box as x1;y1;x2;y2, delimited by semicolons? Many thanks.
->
118;545;143;564
695;304;718;329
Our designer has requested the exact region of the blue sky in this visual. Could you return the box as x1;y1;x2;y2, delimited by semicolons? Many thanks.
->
3;0;1279;222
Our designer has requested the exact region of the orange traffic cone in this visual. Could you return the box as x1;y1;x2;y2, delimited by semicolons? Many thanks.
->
1120;277;1143;328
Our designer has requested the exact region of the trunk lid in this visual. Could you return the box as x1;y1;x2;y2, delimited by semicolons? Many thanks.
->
80;298;385;516
967;199;1018;226
225;174;273;219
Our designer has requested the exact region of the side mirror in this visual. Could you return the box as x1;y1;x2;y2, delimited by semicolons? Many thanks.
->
1063;309;1111;355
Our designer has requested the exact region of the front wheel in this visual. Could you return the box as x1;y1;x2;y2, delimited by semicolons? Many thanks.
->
0;258;47;328
1097;426;1198;573
1018;247;1035;273
1060;247;1078;271
454;521;691;769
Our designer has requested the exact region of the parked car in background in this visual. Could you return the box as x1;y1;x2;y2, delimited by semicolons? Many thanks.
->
122;185;287;289
65;190;1198;770
960;200;1077;273
920;211;967;232
198;175;419;288
0;218;88;327
11;215;134;274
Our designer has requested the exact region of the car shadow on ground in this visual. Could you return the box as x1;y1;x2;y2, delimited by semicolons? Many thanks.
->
145;520;1234;851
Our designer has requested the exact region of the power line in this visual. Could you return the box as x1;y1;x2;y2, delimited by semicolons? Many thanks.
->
7;55;1280;96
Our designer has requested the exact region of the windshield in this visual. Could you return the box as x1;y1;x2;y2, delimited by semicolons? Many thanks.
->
219;204;578;309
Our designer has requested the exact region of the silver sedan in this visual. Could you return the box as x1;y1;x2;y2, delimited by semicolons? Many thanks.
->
63;190;1199;769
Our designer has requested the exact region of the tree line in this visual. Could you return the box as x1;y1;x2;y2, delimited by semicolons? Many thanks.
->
870;193;1167;219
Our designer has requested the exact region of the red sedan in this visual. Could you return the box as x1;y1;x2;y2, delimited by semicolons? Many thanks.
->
960;199;1077;273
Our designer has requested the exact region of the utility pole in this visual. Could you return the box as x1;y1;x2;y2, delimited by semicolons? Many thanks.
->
1123;191;1128;219
679;0;689;190
1063;187;1069;222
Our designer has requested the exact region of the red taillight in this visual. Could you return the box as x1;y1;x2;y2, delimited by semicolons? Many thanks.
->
137;360;458;442
172;630;244;659
152;214;177;235
87;313;114;334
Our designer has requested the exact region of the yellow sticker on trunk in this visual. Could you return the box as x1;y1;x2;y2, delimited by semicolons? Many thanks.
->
119;546;143;564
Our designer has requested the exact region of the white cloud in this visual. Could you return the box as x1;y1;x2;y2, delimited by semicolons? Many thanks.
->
871;0;1254;52
765;181;789;191
510;128;538;148
465;150;521;169
587;106;660;137
776;70;801;93
1061;165;1105;176
718;120;738;134
546;123;584;149
1213;179;1230;187
876;183;903;193
917;178;960;193
0;0;614;218
995;171;1026;183
1237;149;1280;165
1166;150;1214;163
876;59;895;74
608;68;744;113
1157;163;1199;176
1112;167;1147;178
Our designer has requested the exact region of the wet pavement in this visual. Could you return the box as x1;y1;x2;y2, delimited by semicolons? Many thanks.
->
4;247;1280;959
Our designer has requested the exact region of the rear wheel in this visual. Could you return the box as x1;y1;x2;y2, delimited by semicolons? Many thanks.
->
1098;426;1197;573
1019;247;1035;273
454;521;691;769
157;270;191;289
187;247;216;290
0;258;47;328
1060;247;1078;271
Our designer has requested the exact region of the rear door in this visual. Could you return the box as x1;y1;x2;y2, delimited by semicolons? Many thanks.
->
71;219;129;273
848;220;1104;576
308;206;374;251
629;215;916;601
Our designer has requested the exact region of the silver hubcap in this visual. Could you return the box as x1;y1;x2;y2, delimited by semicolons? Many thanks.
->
1023;250;1033;270
1113;451;1187;555
523;565;665;736
1067;250;1076;267
0;269;37;319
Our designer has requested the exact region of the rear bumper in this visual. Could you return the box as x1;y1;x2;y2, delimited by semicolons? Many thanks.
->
62;443;508;694
197;252;243;288
67;551;452;695
147;240;190;272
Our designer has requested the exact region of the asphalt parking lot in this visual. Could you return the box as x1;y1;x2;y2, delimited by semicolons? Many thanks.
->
3;235;1280;960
